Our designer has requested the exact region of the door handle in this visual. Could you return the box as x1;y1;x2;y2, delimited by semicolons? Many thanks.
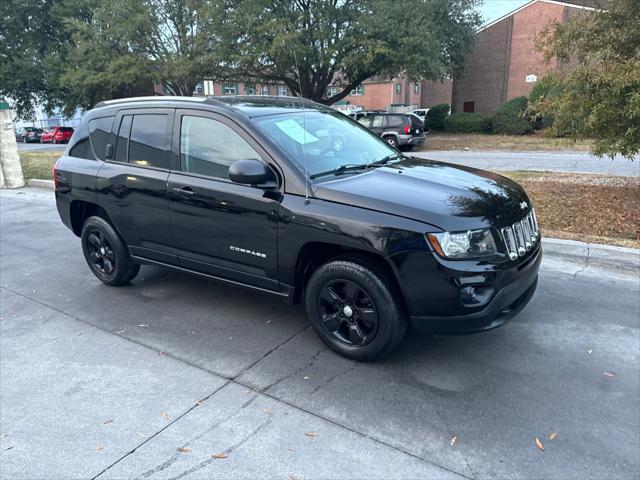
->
172;186;196;197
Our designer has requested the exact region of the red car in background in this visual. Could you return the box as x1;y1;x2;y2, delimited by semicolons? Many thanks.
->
41;126;74;144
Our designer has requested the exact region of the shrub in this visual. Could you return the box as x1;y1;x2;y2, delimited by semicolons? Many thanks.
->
492;96;532;135
527;75;559;130
444;113;493;133
424;103;450;131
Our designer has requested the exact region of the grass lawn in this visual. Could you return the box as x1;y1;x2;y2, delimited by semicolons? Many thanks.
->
422;133;593;152
17;152;638;248
19;151;59;182
504;171;640;248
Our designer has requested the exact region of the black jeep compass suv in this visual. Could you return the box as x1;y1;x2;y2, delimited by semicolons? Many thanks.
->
54;96;541;361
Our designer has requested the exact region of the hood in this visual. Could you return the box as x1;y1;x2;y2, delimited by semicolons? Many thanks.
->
313;157;531;231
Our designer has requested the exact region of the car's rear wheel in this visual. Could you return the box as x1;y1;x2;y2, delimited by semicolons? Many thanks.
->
81;216;140;286
383;135;398;149
305;259;407;361
22;136;26;143
52;137;57;144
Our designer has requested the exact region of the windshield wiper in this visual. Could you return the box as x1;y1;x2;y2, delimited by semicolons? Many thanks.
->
309;154;405;180
369;153;404;167
310;164;370;179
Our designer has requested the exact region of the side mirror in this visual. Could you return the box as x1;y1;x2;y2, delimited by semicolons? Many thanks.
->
229;159;277;188
104;144;113;160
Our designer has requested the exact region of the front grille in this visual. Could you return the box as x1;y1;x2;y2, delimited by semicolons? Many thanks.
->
500;209;540;260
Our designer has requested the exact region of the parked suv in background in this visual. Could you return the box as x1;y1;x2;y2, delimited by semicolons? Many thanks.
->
411;108;429;121
15;127;43;143
356;112;425;150
54;96;541;361
41;126;74;144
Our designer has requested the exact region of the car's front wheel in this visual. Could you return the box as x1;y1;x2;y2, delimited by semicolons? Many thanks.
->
81;216;140;286
305;259;407;361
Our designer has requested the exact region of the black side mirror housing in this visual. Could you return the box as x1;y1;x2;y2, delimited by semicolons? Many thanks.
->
104;144;113;160
229;159;277;188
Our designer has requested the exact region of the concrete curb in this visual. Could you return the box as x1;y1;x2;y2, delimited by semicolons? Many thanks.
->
542;237;639;271
27;179;54;189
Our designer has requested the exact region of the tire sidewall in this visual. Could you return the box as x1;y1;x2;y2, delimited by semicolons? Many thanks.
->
305;260;404;361
81;216;131;285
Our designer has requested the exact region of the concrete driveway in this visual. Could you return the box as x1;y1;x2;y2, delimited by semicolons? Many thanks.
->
1;188;638;479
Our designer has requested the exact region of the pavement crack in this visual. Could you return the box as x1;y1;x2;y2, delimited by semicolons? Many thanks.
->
310;363;356;394
572;243;591;280
261;346;327;393
91;381;230;480
167;419;272;480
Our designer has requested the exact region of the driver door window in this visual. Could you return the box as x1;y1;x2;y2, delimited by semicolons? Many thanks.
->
180;115;262;179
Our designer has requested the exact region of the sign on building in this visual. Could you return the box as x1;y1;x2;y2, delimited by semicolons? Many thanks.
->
525;74;538;83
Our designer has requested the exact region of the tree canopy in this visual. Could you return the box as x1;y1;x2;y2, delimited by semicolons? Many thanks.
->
1;0;480;118
539;0;640;159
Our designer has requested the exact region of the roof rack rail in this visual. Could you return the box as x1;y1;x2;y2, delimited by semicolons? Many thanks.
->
93;95;222;109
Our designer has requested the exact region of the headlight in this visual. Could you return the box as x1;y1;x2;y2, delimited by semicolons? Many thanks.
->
426;229;497;259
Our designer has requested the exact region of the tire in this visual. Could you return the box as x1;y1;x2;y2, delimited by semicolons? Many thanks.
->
80;216;140;286
52;137;57;144
383;135;398;149
22;136;26;143
304;259;407;361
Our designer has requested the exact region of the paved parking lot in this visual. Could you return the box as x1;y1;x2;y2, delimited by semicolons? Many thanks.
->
1;188;639;479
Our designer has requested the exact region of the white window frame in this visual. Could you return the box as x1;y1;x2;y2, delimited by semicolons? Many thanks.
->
278;84;288;96
245;84;256;95
223;82;237;95
350;85;364;96
261;85;270;96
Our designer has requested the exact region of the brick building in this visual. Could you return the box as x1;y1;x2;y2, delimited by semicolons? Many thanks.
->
451;0;596;114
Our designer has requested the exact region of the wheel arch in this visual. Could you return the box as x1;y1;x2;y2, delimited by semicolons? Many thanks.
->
69;200;115;237
291;241;407;311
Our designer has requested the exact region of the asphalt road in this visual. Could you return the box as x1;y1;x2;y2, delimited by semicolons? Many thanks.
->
17;142;66;152
413;150;640;177
1;188;639;480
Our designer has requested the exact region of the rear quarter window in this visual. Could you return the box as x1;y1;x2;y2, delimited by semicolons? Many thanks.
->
387;115;404;127
67;122;94;160
88;116;114;161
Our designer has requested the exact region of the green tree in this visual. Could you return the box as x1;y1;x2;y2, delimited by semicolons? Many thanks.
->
539;0;640;158
220;0;481;104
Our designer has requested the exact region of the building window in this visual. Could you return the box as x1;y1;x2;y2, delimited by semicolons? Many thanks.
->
194;83;204;95
413;82;420;94
278;84;287;96
223;82;237;95
261;85;270;96
395;83;402;94
325;86;339;97
463;101;475;113
245;83;256;95
350;85;364;96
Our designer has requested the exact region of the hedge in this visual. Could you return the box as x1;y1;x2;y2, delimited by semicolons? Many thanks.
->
424;103;449;131
492;96;532;135
444;113;493;133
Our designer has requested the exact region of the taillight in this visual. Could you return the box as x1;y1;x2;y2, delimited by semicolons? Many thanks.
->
53;158;60;190
404;123;411;134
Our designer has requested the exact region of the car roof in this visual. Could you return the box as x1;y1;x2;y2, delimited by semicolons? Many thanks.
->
93;95;333;119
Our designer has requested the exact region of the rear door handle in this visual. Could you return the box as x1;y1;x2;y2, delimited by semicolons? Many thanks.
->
172;186;196;197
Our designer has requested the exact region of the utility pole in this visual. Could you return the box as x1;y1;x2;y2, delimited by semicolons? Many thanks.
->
0;101;25;188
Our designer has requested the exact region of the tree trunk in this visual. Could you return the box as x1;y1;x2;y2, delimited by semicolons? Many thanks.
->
0;104;25;189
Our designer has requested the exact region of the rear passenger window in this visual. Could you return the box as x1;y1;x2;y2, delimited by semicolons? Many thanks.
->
114;115;132;163
387;115;404;127
129;114;170;169
180;115;261;180
88;116;113;160
371;115;385;128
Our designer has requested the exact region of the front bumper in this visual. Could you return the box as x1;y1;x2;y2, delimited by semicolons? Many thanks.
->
409;245;541;334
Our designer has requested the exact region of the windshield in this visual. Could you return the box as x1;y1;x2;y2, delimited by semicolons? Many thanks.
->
253;110;397;179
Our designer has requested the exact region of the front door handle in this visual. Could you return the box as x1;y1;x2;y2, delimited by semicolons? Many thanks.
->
172;186;196;197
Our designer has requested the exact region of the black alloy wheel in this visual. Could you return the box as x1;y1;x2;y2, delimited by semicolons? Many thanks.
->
318;279;379;346
86;229;116;275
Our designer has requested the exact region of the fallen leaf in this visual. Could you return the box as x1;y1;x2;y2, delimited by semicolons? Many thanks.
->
603;372;615;377
196;399;205;406
0;433;8;439
5;446;14;451
95;444;104;451
262;408;272;415
587;349;593;354
177;447;191;453
450;436;457;446
114;330;125;334
535;437;545;452
305;431;319;437
289;475;299;480
303;376;310;380
103;419;113;425
549;432;558;441
136;432;147;438
137;324;149;327
161;411;170;421
211;453;227;459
